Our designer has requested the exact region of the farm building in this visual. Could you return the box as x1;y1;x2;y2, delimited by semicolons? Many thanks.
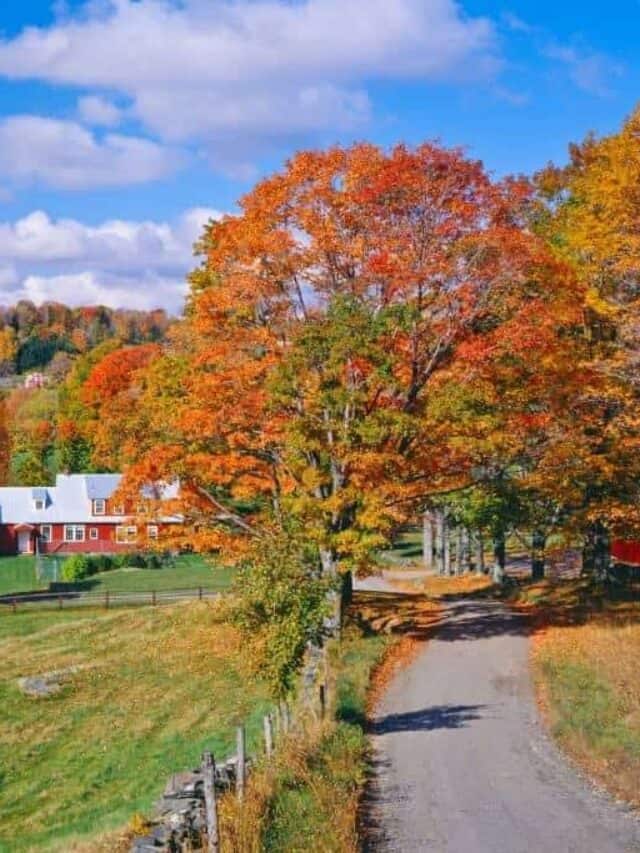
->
0;473;180;555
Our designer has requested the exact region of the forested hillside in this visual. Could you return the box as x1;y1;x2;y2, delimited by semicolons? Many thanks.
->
0;301;171;486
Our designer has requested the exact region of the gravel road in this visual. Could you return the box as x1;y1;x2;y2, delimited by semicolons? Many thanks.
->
363;593;640;852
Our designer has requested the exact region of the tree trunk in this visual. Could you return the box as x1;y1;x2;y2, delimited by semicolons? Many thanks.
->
444;520;452;576
475;532;485;574
319;548;341;635
455;527;463;576
423;511;434;572
594;521;611;582
492;530;506;583
582;521;611;581
531;530;546;581
462;527;472;573
435;510;445;575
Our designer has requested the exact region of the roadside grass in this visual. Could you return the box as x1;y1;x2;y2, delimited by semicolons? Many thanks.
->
219;590;441;852
0;601;270;852
510;577;640;807
0;553;233;597
377;527;423;566
422;574;494;598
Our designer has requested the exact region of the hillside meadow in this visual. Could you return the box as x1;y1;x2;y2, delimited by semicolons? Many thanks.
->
0;601;271;852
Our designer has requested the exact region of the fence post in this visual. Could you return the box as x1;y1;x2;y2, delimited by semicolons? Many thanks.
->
319;683;326;720
201;751;219;853
263;713;274;759
58;595;63;611
12;597;17;614
236;725;246;802
199;586;203;601
105;590;110;610
151;590;157;607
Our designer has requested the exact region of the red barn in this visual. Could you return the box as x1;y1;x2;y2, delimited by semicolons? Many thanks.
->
0;474;180;556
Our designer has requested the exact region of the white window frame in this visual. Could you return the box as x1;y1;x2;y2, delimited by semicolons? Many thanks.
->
147;524;159;540
90;527;99;541
40;524;52;543
93;499;106;516
64;525;85;543
112;504;124;515
116;525;138;544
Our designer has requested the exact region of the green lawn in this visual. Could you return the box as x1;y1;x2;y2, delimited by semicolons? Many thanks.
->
0;556;43;596
0;554;234;597
378;527;424;566
0;602;271;852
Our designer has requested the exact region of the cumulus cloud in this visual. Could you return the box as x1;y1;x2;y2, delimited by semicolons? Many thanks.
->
0;116;179;190
77;94;123;127
0;0;498;164
0;207;222;312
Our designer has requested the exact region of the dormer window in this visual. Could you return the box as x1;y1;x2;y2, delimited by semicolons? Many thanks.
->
93;499;106;516
34;499;45;511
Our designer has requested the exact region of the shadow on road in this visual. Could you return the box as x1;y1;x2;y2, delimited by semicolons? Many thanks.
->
434;600;530;643
370;703;486;735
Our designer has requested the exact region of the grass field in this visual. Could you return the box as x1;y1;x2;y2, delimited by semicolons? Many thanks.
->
0;554;233;598
514;578;640;807
0;601;271;852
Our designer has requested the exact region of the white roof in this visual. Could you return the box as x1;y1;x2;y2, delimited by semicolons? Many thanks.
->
0;474;180;525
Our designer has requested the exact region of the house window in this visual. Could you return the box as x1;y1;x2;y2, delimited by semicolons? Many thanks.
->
93;499;106;516
112;504;124;515
40;525;52;543
34;499;45;511
64;525;85;542
90;528;99;540
147;524;159;540
116;525;138;544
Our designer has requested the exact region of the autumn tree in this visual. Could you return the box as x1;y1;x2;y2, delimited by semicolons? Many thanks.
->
535;105;640;569
101;144;579;599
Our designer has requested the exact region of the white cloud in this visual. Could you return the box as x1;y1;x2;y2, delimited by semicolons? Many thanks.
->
0;207;222;312
0;0;498;164
0;116;179;190
544;43;623;97
77;94;123;127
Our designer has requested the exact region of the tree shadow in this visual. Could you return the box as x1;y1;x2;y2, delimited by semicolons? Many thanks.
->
370;703;486;735
433;599;531;642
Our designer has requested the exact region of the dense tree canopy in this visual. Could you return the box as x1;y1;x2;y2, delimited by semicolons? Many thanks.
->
87;142;582;578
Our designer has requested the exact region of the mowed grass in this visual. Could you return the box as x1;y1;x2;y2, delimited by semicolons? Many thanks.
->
0;601;271;852
0;556;45;596
0;554;234;598
519;578;640;806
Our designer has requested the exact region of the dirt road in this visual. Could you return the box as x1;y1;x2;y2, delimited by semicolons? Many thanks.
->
363;594;640;852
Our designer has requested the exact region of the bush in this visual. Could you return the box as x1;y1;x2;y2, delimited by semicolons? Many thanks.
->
61;554;92;582
232;529;333;697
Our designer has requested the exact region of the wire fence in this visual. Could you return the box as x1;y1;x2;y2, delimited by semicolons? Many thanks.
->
0;586;220;612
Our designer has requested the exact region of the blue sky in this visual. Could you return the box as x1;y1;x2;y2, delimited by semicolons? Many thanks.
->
0;0;637;312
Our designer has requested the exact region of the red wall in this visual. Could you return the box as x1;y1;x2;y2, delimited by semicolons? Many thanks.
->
611;540;640;566
0;525;17;555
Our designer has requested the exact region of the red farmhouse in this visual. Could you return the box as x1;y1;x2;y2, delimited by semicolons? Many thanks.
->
0;474;180;556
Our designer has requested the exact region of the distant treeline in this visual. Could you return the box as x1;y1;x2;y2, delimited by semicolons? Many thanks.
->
0;301;171;376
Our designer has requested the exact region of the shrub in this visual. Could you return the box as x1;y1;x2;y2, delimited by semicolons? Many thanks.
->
232;529;333;697
61;554;92;582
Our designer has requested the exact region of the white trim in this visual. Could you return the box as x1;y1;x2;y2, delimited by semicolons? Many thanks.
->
147;524;159;540
90;527;99;540
64;524;85;543
93;499;106;516
40;524;52;543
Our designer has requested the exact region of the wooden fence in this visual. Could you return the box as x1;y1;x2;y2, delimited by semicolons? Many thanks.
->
0;586;220;612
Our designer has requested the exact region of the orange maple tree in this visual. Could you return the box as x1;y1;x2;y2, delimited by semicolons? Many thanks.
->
89;143;580;582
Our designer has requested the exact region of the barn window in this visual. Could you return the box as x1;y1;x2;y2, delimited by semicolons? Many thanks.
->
90;528;99;540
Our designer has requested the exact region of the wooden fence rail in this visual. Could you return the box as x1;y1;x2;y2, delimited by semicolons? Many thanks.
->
0;586;220;612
